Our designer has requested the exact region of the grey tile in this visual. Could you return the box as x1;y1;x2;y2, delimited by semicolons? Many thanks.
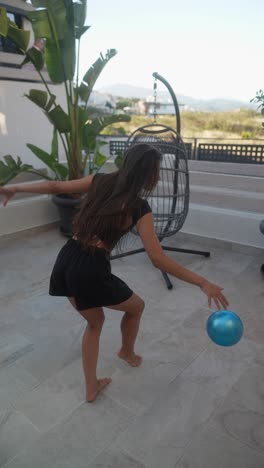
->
217;407;264;454
0;410;40;467
13;356;117;432
1;227;264;468
8;299;83;342
235;260;264;298
104;306;211;416
88;445;146;468
14;323;84;382
228;294;264;346
0;333;33;369
255;345;264;367
170;231;234;251
175;417;264;468
14;358;88;432
207;363;264;455
0;363;39;412
4;398;134;468
225;363;264;415
115;338;256;468
232;242;264;256
208;250;254;275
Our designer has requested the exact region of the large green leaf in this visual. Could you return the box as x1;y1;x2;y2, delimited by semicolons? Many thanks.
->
60;1;75;81
76;25;90;40
29;2;73;82
78;49;118;103
46;94;56;112
50;129;69;181
27;143;67;180
44;38;64;83
48;105;71;133
27;144;56;170
0;161;14;184
53;162;68;179
51;128;58;160
0;156;33;186
7;24;30;52
114;152;124;169
25;89;48;110
73;1;88;38
0;7;8;36
21;46;45;71
27;9;52;39
93;149;107;168
46;0;67;39
30;0;67;39
45;36;75;82
83;114;130;150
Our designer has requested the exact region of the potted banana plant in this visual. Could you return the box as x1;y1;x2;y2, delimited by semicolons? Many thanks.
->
0;1;130;236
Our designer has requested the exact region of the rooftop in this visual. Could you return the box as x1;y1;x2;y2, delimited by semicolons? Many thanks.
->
1;225;264;468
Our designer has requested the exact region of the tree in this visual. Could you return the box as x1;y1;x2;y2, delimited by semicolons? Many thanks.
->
251;90;264;127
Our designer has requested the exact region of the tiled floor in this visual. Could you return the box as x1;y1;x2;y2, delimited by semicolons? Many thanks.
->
0;226;263;468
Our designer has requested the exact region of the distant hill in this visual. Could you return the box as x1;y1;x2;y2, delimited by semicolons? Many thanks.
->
98;84;256;112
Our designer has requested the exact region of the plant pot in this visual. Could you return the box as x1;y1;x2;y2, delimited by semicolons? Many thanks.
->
52;194;81;237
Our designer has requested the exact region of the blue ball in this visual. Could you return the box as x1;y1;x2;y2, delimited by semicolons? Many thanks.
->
207;310;244;347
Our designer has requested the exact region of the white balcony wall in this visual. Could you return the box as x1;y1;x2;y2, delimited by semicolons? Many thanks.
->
0;79;66;167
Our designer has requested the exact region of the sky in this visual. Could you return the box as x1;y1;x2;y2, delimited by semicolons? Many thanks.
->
79;0;263;102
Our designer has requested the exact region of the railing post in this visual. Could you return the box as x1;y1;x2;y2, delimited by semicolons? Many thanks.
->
193;138;198;160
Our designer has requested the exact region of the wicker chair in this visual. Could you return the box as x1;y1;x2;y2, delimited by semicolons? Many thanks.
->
111;126;210;289
111;72;210;289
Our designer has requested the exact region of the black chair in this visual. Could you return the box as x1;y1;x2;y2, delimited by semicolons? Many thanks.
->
111;126;210;289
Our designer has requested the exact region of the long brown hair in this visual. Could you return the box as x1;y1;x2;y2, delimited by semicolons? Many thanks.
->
73;143;161;251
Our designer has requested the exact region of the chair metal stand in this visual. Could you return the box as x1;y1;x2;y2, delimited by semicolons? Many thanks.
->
260;220;264;274
111;244;210;290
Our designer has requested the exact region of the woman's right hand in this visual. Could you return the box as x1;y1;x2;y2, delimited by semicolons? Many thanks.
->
0;186;16;206
200;279;229;310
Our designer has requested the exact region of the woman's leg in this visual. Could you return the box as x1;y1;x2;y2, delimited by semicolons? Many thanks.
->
108;293;145;367
68;297;111;403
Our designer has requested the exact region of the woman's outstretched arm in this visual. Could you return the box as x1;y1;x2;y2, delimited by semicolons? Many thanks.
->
0;174;94;206
137;212;229;310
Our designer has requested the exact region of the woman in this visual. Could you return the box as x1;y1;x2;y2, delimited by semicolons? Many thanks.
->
0;143;228;402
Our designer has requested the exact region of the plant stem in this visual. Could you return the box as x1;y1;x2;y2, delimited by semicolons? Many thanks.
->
38;69;53;97
65;133;75;178
69;79;74;109
76;38;81;105
82;151;90;174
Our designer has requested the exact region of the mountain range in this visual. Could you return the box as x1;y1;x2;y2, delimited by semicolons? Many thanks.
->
99;84;256;112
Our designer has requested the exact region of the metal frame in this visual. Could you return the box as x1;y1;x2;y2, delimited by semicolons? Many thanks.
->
111;73;210;289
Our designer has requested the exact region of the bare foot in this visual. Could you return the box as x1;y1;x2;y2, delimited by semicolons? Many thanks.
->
117;349;142;367
86;378;112;403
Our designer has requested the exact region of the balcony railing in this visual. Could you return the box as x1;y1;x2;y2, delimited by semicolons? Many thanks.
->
108;137;264;164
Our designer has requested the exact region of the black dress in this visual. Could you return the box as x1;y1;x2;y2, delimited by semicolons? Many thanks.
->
49;198;151;311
